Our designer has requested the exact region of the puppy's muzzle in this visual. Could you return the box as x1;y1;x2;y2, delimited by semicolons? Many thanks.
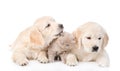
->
55;24;64;36
59;24;64;29
92;46;99;52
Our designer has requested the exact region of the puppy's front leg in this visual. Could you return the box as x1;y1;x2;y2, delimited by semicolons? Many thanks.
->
96;50;110;67
37;50;48;63
65;53;78;66
48;51;55;62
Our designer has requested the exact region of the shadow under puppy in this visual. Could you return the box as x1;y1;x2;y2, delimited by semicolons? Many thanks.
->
48;32;77;65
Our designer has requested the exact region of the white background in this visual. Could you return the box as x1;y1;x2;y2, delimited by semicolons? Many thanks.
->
0;0;119;71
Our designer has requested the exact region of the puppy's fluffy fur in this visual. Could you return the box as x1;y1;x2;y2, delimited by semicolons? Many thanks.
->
48;32;77;65
67;22;109;67
11;16;63;66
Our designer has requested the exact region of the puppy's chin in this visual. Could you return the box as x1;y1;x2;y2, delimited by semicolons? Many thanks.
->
55;30;63;37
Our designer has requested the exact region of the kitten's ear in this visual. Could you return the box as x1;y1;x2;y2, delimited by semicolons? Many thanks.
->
72;29;82;49
30;29;45;47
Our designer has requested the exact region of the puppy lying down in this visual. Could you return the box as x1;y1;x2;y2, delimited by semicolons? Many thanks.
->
11;16;63;66
70;22;109;67
48;32;76;64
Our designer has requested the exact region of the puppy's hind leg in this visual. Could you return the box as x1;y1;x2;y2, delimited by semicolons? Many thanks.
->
12;49;28;66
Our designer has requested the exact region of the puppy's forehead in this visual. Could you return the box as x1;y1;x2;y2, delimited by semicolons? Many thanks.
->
39;16;55;21
81;23;105;36
85;25;102;32
84;32;104;37
80;22;104;31
34;16;55;24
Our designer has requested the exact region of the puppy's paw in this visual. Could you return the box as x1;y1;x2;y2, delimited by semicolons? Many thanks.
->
97;61;109;67
66;60;78;66
66;54;78;66
96;57;109;67
15;59;29;66
37;55;48;63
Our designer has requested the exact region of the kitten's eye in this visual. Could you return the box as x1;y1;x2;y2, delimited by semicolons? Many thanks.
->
86;37;91;40
45;24;50;28
66;44;69;46
98;37;101;40
72;38;76;43
72;38;75;41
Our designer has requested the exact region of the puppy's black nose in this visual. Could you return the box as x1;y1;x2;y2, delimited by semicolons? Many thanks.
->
59;24;64;29
92;46;99;52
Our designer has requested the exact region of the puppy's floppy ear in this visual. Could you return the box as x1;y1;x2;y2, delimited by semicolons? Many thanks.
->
72;29;82;49
30;29;44;47
102;32;109;48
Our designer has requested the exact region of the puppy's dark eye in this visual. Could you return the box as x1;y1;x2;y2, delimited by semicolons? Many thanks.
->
86;37;91;40
45;24;50;28
98;37;101;40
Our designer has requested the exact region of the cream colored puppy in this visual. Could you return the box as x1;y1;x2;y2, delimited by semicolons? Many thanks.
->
48;32;77;66
67;22;109;67
11;16;63;66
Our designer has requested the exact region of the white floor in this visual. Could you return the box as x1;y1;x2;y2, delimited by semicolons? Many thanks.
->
0;0;120;71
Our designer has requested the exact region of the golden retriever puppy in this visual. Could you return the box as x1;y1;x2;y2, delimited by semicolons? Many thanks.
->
11;16;63;66
67;22;109;67
48;32;77;65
